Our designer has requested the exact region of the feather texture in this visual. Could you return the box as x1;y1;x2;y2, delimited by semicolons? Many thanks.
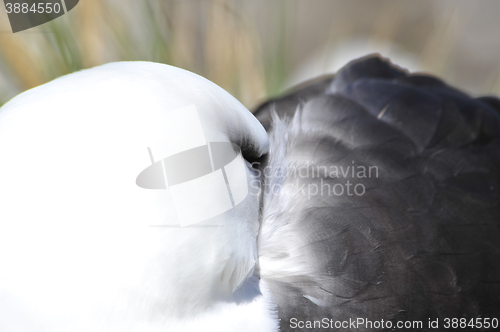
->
255;55;500;331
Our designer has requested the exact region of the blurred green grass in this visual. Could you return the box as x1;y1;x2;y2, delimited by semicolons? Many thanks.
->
0;0;277;107
0;0;499;108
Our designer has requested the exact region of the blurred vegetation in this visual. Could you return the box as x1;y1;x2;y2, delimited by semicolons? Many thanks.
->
0;0;278;107
0;0;499;108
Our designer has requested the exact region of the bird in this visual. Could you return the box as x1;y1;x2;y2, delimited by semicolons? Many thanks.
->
0;55;499;331
254;55;500;331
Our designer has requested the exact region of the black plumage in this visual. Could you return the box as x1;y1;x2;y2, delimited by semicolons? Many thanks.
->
254;55;500;331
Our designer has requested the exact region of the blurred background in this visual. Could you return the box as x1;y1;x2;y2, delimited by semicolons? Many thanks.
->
0;0;499;109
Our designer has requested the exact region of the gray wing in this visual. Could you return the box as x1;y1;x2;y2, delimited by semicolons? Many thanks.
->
255;55;500;331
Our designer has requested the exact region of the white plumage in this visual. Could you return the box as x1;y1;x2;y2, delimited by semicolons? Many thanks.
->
0;62;276;332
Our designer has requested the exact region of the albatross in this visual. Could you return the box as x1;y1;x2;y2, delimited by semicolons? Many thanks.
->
0;55;499;331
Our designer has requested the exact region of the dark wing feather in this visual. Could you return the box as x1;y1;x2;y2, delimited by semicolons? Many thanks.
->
255;55;500;331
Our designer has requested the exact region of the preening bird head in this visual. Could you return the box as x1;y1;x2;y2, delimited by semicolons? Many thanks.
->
0;62;269;323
